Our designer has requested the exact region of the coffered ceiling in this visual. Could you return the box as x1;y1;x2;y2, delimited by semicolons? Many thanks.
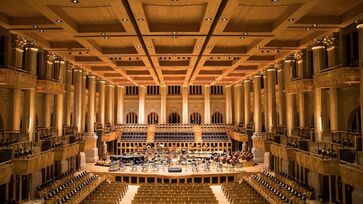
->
0;0;362;86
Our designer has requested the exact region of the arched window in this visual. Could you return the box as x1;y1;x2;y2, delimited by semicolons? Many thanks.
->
348;107;361;132
168;112;180;124
126;112;138;124
148;112;159;124
190;112;202;124
211;112;223;124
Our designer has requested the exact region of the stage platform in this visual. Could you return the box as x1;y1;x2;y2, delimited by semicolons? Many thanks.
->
85;163;263;185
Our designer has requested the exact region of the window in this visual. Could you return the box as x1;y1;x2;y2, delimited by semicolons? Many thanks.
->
189;85;202;95
147;112;159;124
168;112;180;123
126;112;138;124
211;85;223;95
168;85;181;95
344;30;359;67
211;112;223;124
126;86;139;95
147;85;159;95
190;112;202;124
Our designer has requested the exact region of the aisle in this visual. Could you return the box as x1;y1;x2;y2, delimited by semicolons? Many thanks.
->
211;185;230;204
119;185;139;204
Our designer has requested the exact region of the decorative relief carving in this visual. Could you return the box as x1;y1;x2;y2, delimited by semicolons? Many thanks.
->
36;79;65;94
0;68;37;89
270;144;296;161
0;163;13;185
285;79;314;94
54;143;80;161
314;67;360;88
295;151;339;175
340;164;363;190
13;150;55;175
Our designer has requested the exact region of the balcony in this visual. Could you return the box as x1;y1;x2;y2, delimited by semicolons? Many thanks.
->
252;136;271;152
228;130;248;142
0;162;13;185
340;162;363;190
79;137;97;152
12;149;55;175
286;77;314;94
0;67;36;89
295;150;340;175
314;66;360;88
270;143;296;161
36;78;65;94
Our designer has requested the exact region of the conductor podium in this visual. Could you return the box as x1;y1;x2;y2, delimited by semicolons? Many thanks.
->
168;167;182;173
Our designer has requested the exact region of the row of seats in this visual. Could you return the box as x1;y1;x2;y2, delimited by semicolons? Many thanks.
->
121;132;147;141
222;181;266;204
37;169;75;191
276;172;313;192
13;148;33;159
201;132;228;141
317;148;337;158
0;139;18;147
155;132;194;142
83;181;128;204
132;183;218;204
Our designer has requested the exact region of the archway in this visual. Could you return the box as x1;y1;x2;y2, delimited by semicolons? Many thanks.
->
126;112;138;124
147;112;159;124
168;112;180;124
190;112;202;124
211;112;223;124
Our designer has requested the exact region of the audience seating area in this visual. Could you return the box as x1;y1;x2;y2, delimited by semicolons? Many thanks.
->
222;181;266;204
155;132;194;142
248;171;312;204
121;132;147;141
132;183;218;204
38;171;102;204
0;131;20;147
83;181;128;204
202;132;228;141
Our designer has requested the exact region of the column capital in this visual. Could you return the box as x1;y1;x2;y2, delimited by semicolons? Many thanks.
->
234;84;242;87
356;24;363;29
311;45;325;50
98;80;106;84
88;75;96;79
253;74;261;78
225;84;232;87
73;69;82;72
267;68;276;72
243;79;251;83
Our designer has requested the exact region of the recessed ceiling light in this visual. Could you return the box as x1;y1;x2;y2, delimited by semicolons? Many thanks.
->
243;32;248;35
305;28;310;31
240;36;245;39
71;0;79;3
122;18;128;22
288;18;294;22
101;32;106;35
39;29;44;33
313;24;318;27
171;32;177;35
136;46;141;48
171;36;177;39
256;46;260;49
137;18;144;21
104;36;109;40
196;46;201;48
271;0;278;2
33;25;38;28
207;46;212;49
206;18;212;21
55;19;62;23
221;17;228;21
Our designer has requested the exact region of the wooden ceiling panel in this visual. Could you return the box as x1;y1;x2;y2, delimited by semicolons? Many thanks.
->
305;0;362;17
0;0;42;18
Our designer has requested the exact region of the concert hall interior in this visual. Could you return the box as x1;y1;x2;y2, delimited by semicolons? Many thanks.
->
0;0;363;203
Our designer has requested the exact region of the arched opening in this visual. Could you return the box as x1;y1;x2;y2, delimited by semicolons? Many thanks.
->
190;112;202;124
211;112;223;124
126;112;138;124
147;112;159;124
168;112;180;124
348;107;361;132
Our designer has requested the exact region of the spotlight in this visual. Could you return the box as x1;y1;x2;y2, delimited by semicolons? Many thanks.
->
122;18;128;22
137;18;144;21
288;18;294;22
305;28;310;31
171;36;177;39
240;36;245;39
206;18;212;21
33;25;38;28
55;19;62;23
71;0;79;3
171;32;177;35
313;24;318;27
221;17;228;21
39;29;44;33
101;32;106;36
104;36;109;39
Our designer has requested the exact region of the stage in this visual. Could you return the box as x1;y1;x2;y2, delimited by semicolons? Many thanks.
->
85;162;263;185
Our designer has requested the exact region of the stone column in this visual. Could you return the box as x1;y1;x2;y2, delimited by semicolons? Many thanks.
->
160;86;167;124
244;80;251;127
73;69;82;132
286;93;297;136
329;88;339;131
204;85;211;124
298;93;306;127
253;75;262;133
267;68;276;132
277;67;286;125
44;94;52;128
182;86;189;124
55;94;63;136
357;24;363;145
263;74;268;131
225;85;232;124
106;84;115;125
98;80;105;127
87;76;96;133
312;45;327;141
138;86;145;124
116;86;124;124
81;73;87;132
23;89;35;141
65;69;72;126
11;88;22;131
233;84;242;126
